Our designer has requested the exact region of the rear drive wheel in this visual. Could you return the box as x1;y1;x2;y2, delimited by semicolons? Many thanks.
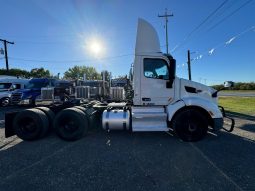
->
53;107;89;141
172;108;208;142
36;107;55;136
13;108;49;141
73;106;86;113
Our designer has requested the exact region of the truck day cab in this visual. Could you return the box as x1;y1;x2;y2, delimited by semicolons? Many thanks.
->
5;19;234;142
11;78;72;106
0;77;29;107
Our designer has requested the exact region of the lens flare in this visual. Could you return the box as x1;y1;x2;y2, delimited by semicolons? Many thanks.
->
90;40;102;55
85;37;106;58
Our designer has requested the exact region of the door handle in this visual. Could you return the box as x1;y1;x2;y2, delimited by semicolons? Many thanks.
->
142;97;151;101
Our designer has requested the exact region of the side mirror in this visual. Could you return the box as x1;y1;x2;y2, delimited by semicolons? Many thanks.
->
224;81;234;88
212;81;234;97
8;87;14;91
167;57;176;88
169;58;176;80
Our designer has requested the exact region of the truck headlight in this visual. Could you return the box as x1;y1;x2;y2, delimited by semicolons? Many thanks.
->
19;99;31;105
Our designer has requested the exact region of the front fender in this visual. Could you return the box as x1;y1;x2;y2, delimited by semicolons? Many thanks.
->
167;97;222;121
0;93;11;100
167;100;185;121
182;97;222;118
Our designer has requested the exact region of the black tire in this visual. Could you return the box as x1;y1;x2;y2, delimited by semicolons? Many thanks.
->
36;107;55;136
73;106;86;113
13;108;49;141
172;108;208;142
54;107;89;141
1;97;10;107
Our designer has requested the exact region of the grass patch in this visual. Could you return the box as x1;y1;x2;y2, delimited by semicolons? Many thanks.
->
218;97;255;116
221;90;255;93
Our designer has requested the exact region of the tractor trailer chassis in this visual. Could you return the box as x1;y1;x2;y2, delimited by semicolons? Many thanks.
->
5;99;235;142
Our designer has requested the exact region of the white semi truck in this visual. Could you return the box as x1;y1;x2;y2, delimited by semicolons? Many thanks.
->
5;19;234;142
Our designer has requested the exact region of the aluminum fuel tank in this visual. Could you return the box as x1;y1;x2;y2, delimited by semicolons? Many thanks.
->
102;109;130;131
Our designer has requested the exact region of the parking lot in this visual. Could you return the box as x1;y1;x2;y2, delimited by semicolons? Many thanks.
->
0;107;255;191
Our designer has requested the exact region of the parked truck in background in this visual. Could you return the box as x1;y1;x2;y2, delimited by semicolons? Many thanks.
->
5;19;234;142
11;78;72;106
0;77;29;106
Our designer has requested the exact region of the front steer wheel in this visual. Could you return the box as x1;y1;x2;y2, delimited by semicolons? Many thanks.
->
1;97;10;107
172;108;208;142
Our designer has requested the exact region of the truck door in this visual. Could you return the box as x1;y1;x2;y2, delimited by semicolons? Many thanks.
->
140;57;174;106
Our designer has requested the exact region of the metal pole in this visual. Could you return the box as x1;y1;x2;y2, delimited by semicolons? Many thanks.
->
165;17;169;54
158;9;173;54
0;39;14;72
3;40;9;71
187;50;192;80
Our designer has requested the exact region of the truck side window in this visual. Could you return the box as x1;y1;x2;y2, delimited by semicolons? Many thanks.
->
13;84;21;89
144;58;169;80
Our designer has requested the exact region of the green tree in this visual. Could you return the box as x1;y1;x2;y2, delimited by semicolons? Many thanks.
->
211;82;255;90
211;84;224;90
30;68;51;78
0;68;30;78
64;65;101;80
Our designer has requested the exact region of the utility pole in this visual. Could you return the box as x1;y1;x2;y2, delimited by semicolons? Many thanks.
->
158;8;173;54
187;50;192;80
0;39;14;72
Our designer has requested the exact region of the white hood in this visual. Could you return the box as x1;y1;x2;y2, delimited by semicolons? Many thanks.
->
135;18;161;55
179;78;218;104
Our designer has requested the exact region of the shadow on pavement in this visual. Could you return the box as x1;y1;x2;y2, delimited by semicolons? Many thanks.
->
0;129;254;191
239;123;255;133
226;111;255;121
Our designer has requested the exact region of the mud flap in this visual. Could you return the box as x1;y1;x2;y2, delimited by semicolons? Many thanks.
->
5;112;18;138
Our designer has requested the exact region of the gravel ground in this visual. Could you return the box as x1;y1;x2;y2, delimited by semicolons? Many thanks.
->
0;106;254;191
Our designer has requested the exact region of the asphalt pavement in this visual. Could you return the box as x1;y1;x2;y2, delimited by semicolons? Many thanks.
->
0;107;255;191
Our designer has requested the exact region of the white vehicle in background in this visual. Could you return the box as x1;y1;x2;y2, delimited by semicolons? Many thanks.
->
0;78;29;106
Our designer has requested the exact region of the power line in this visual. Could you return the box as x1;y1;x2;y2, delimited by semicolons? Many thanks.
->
0;33;79;39
204;0;240;26
205;25;254;55
176;25;254;68
16;24;249;67
14;40;75;45
172;0;230;53
206;0;254;32
8;53;133;63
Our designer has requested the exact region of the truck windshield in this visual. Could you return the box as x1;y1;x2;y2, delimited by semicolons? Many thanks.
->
26;81;48;89
0;83;12;90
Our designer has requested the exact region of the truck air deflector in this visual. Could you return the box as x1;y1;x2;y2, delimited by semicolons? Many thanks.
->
135;18;161;55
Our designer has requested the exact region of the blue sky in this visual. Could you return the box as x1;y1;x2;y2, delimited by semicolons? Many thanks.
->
0;0;254;85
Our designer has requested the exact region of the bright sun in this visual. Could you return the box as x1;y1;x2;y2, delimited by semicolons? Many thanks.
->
90;41;102;55
86;37;106;58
